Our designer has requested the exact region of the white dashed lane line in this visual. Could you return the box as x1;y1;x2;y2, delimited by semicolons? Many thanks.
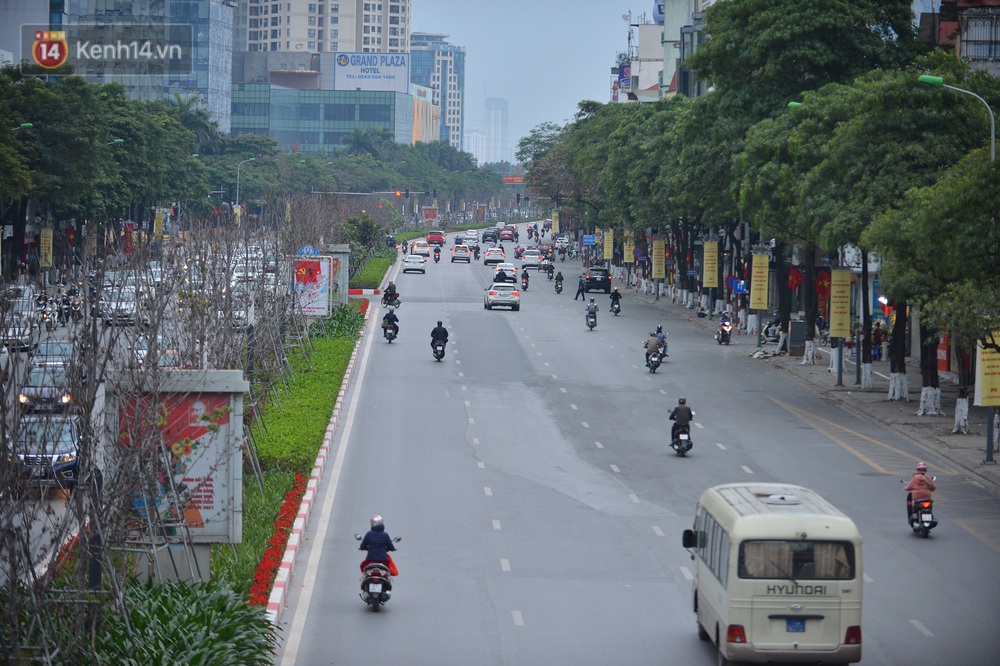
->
570;404;578;410
581;422;590;428
629;493;640;504
477;462;485;469
472;437;480;445
652;526;665;537
863;572;873;582
512;611;524;627
595;441;604;449
559;388;567;393
500;559;511;572
610;464;620;473
679;566;694;580
741;465;754;474
716;442;727;450
910;620;934;637
484;487;493;496
492;519;502;530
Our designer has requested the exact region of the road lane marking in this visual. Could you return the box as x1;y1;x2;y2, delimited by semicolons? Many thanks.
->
594;441;604;449
694;423;704;429
531;343;536;347
610;464;620;473
478;462;485;469
462;386;467;391
280;306;375;664
468;417;475;424
536;352;542;356
464;400;470;406
551;374;558;379
679;566;694;580
581;422;590;428
544;362;550;367
501;559;511;572
741;465;754;474
910;619;934;637
492;519;501;530
629;493;640;503
512;610;524;626
455;360;461;365
472;437;480;445
484;487;493;496
458;372;464;377
659;389;667;395
652;526;664;537
570;404;578;410
716;442;727;450
863;572;873;582
560;387;567;393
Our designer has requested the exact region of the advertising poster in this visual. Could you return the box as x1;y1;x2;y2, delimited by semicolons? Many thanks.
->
39;229;53;268
974;335;1000;407
750;253;769;310
423;206;438;220
294;255;333;317
703;241;718;288
652;240;665;279
623;231;634;264
117;384;245;544
603;229;614;260
829;269;851;337
333;52;409;93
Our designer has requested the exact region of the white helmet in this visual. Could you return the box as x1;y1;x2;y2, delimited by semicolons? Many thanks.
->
370;515;383;528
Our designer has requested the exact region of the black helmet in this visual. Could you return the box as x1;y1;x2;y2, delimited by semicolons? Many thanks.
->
436;320;442;326
678;397;687;405
656;324;663;332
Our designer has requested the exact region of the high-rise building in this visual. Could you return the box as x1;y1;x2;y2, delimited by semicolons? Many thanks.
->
236;0;410;54
0;0;234;133
463;128;485;165
410;32;464;150
484;97;508;164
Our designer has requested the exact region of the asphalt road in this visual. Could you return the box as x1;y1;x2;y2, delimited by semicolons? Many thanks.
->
276;230;1000;665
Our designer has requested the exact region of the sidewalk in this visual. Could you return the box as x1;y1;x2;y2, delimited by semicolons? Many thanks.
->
633;290;1000;495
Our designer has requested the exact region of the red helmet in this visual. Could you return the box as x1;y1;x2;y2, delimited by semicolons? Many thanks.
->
916;462;928;473
370;515;383;528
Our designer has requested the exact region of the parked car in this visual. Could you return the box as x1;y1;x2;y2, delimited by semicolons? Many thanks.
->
12;414;80;488
402;254;426;274
484;282;520;311
584;267;612;293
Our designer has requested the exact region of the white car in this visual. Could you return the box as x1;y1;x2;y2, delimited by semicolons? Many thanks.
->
554;236;570;249
484;282;520;311
493;262;517;283
521;250;542;269
402;254;426;274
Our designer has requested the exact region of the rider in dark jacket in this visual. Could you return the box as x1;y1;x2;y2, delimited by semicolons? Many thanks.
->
430;320;449;350
669;397;693;441
382;309;399;337
359;515;396;572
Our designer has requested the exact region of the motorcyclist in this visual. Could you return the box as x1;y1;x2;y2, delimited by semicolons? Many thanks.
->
381;308;399;338
382;281;399;306
656;324;668;356
554;270;564;286
644;332;663;367
473;246;480;260
521;268;530;287
430;320;449;352
609;287;622;312
669;397;693;442
433;246;441;261
546;263;555;280
904;462;936;520
585;297;599;325
359;515;397;573
718;311;733;341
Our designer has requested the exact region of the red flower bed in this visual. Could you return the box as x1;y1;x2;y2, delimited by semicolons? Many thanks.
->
248;473;308;606
360;298;369;316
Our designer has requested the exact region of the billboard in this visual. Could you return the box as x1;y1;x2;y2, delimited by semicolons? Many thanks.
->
333;52;409;93
294;255;334;317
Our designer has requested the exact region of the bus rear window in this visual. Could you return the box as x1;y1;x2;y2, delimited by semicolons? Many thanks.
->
738;540;855;580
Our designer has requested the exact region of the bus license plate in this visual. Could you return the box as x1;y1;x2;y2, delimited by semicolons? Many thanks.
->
368;583;382;594
786;619;806;633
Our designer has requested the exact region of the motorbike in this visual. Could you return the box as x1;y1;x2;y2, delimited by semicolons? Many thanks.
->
554;280;563;294
521;277;529;291
57;299;72;326
647;350;662;373
586;311;597;331
382;322;398;343
671;424;693;456
354;534;401;611
546;266;555;281
432;339;446;361
715;321;733;345
71;297;83;322
381;294;402;308
41;305;55;332
433;252;441;264
560;252;566;262
474;248;480;261
908;498;937;538
611;301;621;316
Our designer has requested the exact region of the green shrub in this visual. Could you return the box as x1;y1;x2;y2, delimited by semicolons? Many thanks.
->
310;302;366;339
349;257;392;289
95;581;277;666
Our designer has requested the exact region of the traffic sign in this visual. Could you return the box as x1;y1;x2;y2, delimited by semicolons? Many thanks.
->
664;259;675;266
725;275;738;290
687;269;698;276
733;280;747;294
583;235;596;245
296;245;320;256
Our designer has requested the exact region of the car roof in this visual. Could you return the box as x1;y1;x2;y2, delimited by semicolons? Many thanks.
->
405;254;423;259
489;282;516;289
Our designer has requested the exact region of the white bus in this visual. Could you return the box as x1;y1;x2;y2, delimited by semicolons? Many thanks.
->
681;483;863;665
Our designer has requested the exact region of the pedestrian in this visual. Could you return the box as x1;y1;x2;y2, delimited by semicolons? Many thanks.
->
872;321;884;361
574;274;586;300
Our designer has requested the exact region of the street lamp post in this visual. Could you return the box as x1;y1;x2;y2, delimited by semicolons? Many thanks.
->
235;157;256;208
919;74;997;462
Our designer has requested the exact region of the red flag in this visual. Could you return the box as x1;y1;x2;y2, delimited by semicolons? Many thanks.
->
123;222;134;255
788;266;803;291
295;260;321;284
292;144;299;152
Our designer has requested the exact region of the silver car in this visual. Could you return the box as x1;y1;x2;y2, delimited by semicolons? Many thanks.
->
3;298;40;350
484;282;520;311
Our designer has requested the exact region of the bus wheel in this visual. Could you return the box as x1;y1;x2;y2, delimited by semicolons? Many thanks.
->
698;623;710;641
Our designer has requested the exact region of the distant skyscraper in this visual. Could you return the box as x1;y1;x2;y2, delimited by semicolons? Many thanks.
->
235;0;410;54
463;128;485;165
484;97;508;164
410;32;465;150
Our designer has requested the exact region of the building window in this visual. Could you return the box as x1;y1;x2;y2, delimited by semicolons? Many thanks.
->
308;29;316;38
389;38;398;47
271;16;279;26
331;29;338;37
308;16;316;25
318;17;324;26
308;41;316;50
363;37;370;45
308;3;316;11
331;4;339;11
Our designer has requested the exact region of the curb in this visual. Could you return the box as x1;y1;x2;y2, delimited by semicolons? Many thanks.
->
348;288;380;295
266;298;372;625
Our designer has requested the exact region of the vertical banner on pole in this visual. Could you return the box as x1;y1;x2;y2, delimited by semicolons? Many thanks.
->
552;212;559;234
703;241;718;288
750;253;769;310
154;211;164;238
39;229;53;268
652;240;665;279
603;229;613;260
623;231;634;264
829;269;851;338
974;334;1000;406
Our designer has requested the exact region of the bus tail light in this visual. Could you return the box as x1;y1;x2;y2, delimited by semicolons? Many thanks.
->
726;625;747;643
844;626;862;645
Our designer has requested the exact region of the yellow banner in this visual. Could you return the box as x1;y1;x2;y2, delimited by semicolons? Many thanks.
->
552;212;559;234
703;241;718;288
154;211;164;238
603;229;613;260
623;231;634;264
974;334;1000;406
830;269;851;337
39;229;53;268
652;240;665;279
750;253;769;310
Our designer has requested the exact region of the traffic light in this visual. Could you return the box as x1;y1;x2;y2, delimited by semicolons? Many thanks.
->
405;188;410;199
395;190;402;197
516;193;521;205
432;188;437;199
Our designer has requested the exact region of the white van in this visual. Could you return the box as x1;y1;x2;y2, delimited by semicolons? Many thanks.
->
682;483;863;665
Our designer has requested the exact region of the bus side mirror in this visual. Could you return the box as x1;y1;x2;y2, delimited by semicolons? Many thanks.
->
682;529;696;549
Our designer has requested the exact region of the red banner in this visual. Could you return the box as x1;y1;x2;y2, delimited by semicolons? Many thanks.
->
123;222;134;255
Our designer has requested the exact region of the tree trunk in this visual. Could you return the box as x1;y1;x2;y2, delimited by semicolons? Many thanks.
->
953;347;971;434
860;250;874;389
887;299;909;401
916;318;941;415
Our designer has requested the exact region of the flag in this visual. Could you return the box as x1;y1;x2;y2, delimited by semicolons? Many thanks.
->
292;144;299;152
295;260;321;284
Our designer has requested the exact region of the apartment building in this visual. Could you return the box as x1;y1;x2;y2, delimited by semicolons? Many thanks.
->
410;31;465;150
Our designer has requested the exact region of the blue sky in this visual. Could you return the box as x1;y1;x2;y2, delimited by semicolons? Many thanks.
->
411;0;647;160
